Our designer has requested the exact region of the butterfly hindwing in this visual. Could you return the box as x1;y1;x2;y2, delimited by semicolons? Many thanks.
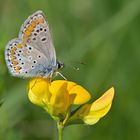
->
5;38;52;77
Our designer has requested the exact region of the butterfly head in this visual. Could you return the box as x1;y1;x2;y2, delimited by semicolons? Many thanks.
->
57;61;64;70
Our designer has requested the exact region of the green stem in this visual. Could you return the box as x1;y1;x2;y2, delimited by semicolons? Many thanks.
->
57;122;64;140
62;109;70;126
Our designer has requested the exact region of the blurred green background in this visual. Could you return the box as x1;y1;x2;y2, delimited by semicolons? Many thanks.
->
0;0;140;140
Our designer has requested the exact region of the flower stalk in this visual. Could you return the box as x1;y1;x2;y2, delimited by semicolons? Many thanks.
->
57;121;64;140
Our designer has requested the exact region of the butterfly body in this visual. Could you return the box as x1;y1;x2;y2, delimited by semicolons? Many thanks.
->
5;10;63;78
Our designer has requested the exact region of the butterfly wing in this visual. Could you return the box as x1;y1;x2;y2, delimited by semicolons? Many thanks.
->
5;10;57;78
5;38;52;77
19;10;56;67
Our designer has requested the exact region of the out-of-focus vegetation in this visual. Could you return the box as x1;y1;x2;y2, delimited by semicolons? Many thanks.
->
0;0;140;140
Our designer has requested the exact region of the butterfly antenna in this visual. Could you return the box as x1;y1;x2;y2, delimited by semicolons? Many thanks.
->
66;60;86;72
56;72;67;80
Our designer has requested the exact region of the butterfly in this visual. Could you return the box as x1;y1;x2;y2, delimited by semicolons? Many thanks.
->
5;10;64;79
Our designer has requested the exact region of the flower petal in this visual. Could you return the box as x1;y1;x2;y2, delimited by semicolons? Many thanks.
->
83;116;100;125
69;83;91;105
68;87;114;125
90;87;114;111
82;87;114;125
28;78;51;106
49;80;68;94
49;81;70;116
83;103;112;125
50;80;91;105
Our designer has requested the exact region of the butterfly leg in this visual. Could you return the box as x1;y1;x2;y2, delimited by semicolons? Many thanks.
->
56;72;67;80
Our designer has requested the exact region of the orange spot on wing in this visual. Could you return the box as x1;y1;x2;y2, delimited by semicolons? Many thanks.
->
17;44;23;48
11;47;17;51
12;61;18;66
10;56;16;61
10;50;15;55
27;25;34;31
21;43;27;47
15;68;20;73
35;19;39;25
16;70;20;73
23;36;27;40
38;17;44;23
24;30;31;37
31;21;36;27
14;66;21;74
14;66;20;70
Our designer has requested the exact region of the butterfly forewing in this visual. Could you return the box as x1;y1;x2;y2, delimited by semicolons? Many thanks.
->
19;10;56;67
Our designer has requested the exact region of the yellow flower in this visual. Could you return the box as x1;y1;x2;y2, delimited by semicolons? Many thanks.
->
69;87;114;125
28;78;114;126
28;78;91;117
